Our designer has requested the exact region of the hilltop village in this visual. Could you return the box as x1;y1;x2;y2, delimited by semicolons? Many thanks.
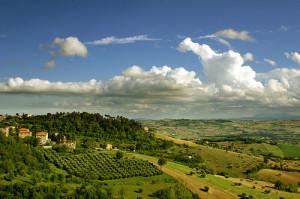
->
1;125;77;149
0;113;142;151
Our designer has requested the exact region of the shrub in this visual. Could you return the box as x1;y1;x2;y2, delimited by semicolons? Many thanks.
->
116;151;124;159
158;158;166;166
200;186;209;192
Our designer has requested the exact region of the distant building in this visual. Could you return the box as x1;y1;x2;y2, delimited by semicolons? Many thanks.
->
18;128;32;138
64;141;76;150
1;128;9;137
112;147;119;151
106;143;113;150
144;127;149;132
0;114;6;121
42;145;52;149
1;126;16;137
35;131;49;145
57;135;67;144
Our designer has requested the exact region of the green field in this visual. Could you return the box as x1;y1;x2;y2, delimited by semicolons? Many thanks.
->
204;175;300;199
104;175;186;199
278;144;300;158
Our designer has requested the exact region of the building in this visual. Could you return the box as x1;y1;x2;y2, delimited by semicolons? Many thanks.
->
106;143;113;150
1;127;9;137
1;126;16;137
0;114;6;121
36;131;49;145
18;128;32;138
144;127;149;132
65;142;76;150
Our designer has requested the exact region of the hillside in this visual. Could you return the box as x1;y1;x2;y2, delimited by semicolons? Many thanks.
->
1;114;300;198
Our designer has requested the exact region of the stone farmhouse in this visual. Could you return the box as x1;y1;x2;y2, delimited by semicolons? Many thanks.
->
18;128;32;138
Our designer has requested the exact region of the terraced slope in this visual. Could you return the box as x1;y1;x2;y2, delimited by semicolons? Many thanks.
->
42;149;161;180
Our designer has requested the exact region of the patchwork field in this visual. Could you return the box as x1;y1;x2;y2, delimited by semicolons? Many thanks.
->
129;153;300;199
142;119;300;142
155;132;262;177
257;169;300;185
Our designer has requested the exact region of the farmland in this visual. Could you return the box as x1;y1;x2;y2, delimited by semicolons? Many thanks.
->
129;153;300;199
278;144;300;158
142;119;300;143
256;169;300;185
42;149;161;180
1;114;300;198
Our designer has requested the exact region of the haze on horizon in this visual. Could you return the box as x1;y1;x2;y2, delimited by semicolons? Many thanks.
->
1;0;300;119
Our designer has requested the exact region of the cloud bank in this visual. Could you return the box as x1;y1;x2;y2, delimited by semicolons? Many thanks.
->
2;38;300;117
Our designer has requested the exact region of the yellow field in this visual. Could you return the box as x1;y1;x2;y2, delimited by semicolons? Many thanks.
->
257;169;300;185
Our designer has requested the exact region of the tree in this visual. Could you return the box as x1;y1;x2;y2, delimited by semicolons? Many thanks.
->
158;158;166;166
275;180;284;190
116;151;124;159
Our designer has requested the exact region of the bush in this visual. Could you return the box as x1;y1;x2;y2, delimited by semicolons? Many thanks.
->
116;151;124;159
200;186;209;192
158;158;167;166
135;188;143;193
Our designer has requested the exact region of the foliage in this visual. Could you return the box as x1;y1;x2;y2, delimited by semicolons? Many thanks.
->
42;149;162;180
151;184;199;199
0;133;49;180
116;151;124;159
158;158;167;166
2;112;174;151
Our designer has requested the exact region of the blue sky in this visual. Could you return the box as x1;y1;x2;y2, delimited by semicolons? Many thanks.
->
1;0;300;118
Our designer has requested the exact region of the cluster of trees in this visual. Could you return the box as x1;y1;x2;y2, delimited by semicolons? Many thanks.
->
151;184;199;199
0;133;49;182
2;112;174;151
5;112;144;139
0;182;114;199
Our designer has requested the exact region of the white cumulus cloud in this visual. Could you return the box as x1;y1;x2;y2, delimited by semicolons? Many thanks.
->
285;52;300;66
214;29;254;41
0;77;102;95
178;37;263;90
53;36;88;57
243;53;254;62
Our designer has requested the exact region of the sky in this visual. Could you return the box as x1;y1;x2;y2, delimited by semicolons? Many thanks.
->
1;0;300;119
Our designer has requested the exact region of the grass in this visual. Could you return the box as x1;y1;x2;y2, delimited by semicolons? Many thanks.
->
278;144;300;158
205;174;300;199
127;153;192;174
257;169;300;185
104;174;177;199
129;152;300;199
155;132;262;177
